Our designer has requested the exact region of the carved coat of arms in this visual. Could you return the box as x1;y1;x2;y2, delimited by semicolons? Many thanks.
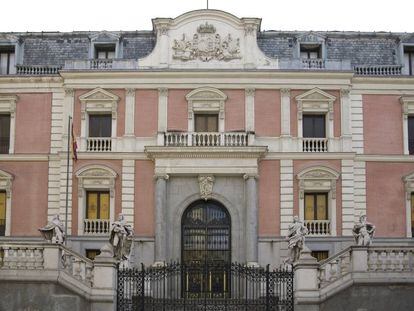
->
172;22;241;62
198;175;215;200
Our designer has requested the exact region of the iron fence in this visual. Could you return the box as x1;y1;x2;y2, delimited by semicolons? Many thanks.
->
117;262;294;311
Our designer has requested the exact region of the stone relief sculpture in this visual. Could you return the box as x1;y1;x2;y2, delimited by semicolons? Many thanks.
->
109;213;134;261
352;215;375;246
39;214;65;244
198;175;215;200
172;22;241;62
284;216;309;264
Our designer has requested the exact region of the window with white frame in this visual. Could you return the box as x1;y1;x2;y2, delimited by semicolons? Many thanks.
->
79;88;119;152
403;45;414;76
0;46;15;75
296;88;336;152
0;95;17;154
75;165;117;236
89;31;120;59
297;166;340;236
0;169;13;236
400;95;414;155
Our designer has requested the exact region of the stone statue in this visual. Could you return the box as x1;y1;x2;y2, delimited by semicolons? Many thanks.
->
352;215;375;246
109;213;134;261
38;214;65;244
285;216;309;264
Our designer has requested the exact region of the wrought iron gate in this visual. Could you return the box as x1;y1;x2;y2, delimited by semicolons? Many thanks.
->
117;262;294;311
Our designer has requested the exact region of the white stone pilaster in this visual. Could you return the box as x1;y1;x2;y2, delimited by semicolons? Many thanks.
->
354;161;367;222
245;88;255;132
340;88;352;152
50;90;65;154
154;174;169;263
280;89;291;136
341;159;355;235
47;156;61;221
59;156;73;235
121;160;135;227
125;89;135;135
280;159;294;236
350;94;364;154
244;173;258;264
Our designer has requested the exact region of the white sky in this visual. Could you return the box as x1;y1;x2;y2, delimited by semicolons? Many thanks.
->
1;0;413;33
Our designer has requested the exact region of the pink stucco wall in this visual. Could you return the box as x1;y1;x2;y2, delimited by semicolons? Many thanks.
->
366;162;414;237
73;89;125;137
134;160;155;236
14;93;51;153
72;160;122;235
255;90;280;136
293;160;342;235
168;89;189;131
135;89;158;137
363;95;403;155
0;162;48;236
258;160;280;236
224;90;245;131
290;90;341;137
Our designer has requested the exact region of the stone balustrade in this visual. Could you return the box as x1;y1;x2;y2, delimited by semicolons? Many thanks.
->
86;137;112;152
301;137;328;152
367;246;414;272
61;246;94;286
64;59;138;70
90;59;113;70
16;65;61;75
354;65;403;76
164;131;249;147
83;218;111;235
318;247;352;288
302;58;325;69
0;244;44;269
305;219;331;236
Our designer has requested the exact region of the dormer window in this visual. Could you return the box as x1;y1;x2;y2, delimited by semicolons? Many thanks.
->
95;44;116;59
300;44;321;59
0;46;15;75
403;46;414;76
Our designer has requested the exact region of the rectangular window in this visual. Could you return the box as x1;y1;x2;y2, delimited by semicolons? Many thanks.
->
300;44;321;59
95;45;116;59
89;114;111;137
303;114;326;138
311;250;329;262
85;249;101;260
0;191;6;236
0;47;15;75
304;193;328;221
0;114;10;154
408;117;414;155
403;46;414;76
86;191;110;220
411;193;414;237
195;114;218;132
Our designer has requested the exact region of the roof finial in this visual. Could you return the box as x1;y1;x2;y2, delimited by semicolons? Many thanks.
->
207;0;209;9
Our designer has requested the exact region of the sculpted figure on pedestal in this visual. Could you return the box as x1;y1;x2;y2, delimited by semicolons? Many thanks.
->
109;213;134;261
352;215;375;246
39;214;65;244
285;216;309;264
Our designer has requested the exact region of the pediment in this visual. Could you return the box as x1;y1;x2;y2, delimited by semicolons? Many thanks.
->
79;88;119;102
89;31;120;42
139;9;278;69
186;87;227;101
296;32;326;43
295;88;336;102
76;165;117;178
401;34;414;44
297;166;340;180
0;34;19;43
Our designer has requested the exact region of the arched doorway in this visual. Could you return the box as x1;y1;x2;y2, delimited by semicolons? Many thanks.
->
181;200;231;265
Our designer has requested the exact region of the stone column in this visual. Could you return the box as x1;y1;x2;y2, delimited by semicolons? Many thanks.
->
280;88;292;152
157;88;168;145
245;88;256;145
244;174;258;265
340;88;352;152
154;174;169;264
124;88;136;151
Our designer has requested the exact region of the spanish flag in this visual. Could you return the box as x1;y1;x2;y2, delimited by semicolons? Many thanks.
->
71;121;78;161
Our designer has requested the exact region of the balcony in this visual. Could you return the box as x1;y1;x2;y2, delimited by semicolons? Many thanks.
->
279;58;351;70
16;65;61;75
304;220;331;236
83;219;110;235
164;132;250;147
301;137;328;152
64;59;138;70
86;137;112;152
354;65;402;76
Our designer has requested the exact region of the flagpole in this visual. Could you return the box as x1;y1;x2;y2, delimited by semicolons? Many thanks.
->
64;116;72;246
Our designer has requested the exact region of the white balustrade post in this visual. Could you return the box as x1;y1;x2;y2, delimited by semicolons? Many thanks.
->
351;246;368;272
43;245;59;270
294;246;320;311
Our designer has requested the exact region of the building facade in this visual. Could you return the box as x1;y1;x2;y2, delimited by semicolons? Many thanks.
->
0;9;414;269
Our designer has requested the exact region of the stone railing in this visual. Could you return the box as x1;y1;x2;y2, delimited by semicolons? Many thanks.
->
301;137;328;152
90;59;113;70
354;65;403;76
305;220;331;236
164;132;249;147
318;247;352;288
16;65;61;75
302;58;325;69
83;219;111;235
0;242;116;309
64;59;138;70
367;246;414;272
86;137;112;152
